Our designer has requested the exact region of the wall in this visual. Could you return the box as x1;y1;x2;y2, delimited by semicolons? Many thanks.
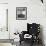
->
9;0;45;37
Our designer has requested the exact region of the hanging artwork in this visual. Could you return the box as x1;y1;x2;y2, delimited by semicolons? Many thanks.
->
16;7;27;20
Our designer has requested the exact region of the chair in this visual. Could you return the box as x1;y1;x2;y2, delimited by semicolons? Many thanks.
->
19;23;40;45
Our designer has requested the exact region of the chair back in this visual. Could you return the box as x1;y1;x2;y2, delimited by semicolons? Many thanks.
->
27;23;40;36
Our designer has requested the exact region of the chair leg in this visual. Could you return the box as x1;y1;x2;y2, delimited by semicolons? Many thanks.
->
30;39;34;46
20;41;21;45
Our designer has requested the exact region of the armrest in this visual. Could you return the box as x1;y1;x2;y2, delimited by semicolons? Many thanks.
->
19;31;27;41
22;31;28;35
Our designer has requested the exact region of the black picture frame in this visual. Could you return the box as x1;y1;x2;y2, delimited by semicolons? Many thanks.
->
16;7;27;20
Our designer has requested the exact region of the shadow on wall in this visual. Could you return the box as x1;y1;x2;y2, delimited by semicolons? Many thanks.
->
40;25;45;46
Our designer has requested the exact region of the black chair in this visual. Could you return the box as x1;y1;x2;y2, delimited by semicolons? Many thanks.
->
19;23;40;45
27;23;40;43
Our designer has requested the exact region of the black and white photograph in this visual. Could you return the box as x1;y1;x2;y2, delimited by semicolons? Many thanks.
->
16;7;27;20
0;0;46;46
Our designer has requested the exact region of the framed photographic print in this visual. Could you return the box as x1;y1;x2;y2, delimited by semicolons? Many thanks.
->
16;7;27;20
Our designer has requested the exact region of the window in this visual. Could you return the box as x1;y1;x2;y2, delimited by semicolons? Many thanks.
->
0;4;8;31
